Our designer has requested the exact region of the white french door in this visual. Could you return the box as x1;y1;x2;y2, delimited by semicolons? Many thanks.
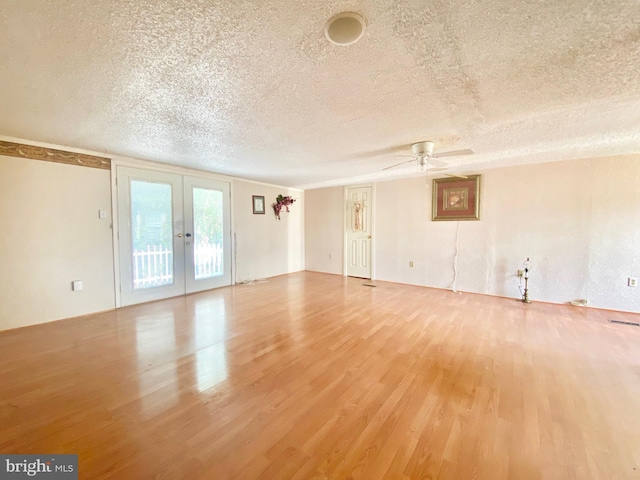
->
117;167;231;307
183;176;231;293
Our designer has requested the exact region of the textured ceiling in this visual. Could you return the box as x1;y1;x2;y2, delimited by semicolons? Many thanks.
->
0;0;639;188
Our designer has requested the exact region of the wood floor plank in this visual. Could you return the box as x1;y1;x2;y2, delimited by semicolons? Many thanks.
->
1;271;640;479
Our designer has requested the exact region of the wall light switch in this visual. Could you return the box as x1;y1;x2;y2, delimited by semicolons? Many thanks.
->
98;210;107;219
409;261;414;268
629;277;637;287
72;280;83;291
329;253;334;260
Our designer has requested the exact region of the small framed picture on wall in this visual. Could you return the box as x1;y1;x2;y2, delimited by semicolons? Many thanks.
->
252;195;265;214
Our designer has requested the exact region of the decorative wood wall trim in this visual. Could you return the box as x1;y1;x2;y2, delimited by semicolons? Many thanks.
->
0;140;111;170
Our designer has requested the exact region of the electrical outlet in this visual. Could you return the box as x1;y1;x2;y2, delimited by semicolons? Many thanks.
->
72;280;83;291
629;277;637;287
409;261;414;268
517;270;524;278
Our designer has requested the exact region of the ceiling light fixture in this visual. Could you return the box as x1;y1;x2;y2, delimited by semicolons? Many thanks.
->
324;12;366;46
414;142;433;171
418;155;428;171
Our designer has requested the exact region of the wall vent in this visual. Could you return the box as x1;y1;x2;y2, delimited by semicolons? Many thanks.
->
608;319;640;327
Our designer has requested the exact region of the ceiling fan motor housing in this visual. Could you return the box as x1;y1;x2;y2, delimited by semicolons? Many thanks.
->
412;141;435;156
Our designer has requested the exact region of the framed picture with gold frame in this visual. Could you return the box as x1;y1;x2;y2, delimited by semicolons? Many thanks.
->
432;175;481;221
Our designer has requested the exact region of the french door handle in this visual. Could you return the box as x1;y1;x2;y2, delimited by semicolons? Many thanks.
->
176;233;183;238
185;233;192;237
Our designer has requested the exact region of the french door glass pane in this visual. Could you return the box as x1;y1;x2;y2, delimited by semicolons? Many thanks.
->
193;187;223;279
130;180;174;289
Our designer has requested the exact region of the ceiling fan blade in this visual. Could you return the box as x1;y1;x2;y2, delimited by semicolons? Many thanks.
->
433;148;474;158
427;158;448;168
444;173;469;179
348;143;415;159
382;159;415;171
429;167;449;172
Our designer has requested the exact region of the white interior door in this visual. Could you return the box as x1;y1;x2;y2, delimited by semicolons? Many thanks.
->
117;167;231;306
346;186;373;279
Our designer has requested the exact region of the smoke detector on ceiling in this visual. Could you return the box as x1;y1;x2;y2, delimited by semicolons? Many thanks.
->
324;12;366;46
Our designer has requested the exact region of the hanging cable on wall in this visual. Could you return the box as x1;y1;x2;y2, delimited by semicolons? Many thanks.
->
450;221;461;293
233;232;238;284
517;257;532;302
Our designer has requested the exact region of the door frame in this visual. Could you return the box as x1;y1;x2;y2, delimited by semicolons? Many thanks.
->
111;159;236;308
343;184;376;280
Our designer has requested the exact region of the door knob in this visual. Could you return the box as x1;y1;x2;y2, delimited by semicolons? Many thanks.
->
368;235;372;239
186;233;192;237
176;233;183;238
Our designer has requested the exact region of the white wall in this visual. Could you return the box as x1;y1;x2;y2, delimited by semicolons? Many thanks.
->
0;156;115;330
305;155;640;312
0;144;306;331
304;186;343;275
233;180;304;282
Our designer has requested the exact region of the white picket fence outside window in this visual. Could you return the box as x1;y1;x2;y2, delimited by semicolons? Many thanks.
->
193;243;224;279
133;243;223;289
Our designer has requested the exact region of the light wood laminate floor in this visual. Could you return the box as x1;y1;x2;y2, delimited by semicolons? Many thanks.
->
1;272;640;479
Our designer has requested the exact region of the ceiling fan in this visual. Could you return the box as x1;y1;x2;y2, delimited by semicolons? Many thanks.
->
382;141;474;175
